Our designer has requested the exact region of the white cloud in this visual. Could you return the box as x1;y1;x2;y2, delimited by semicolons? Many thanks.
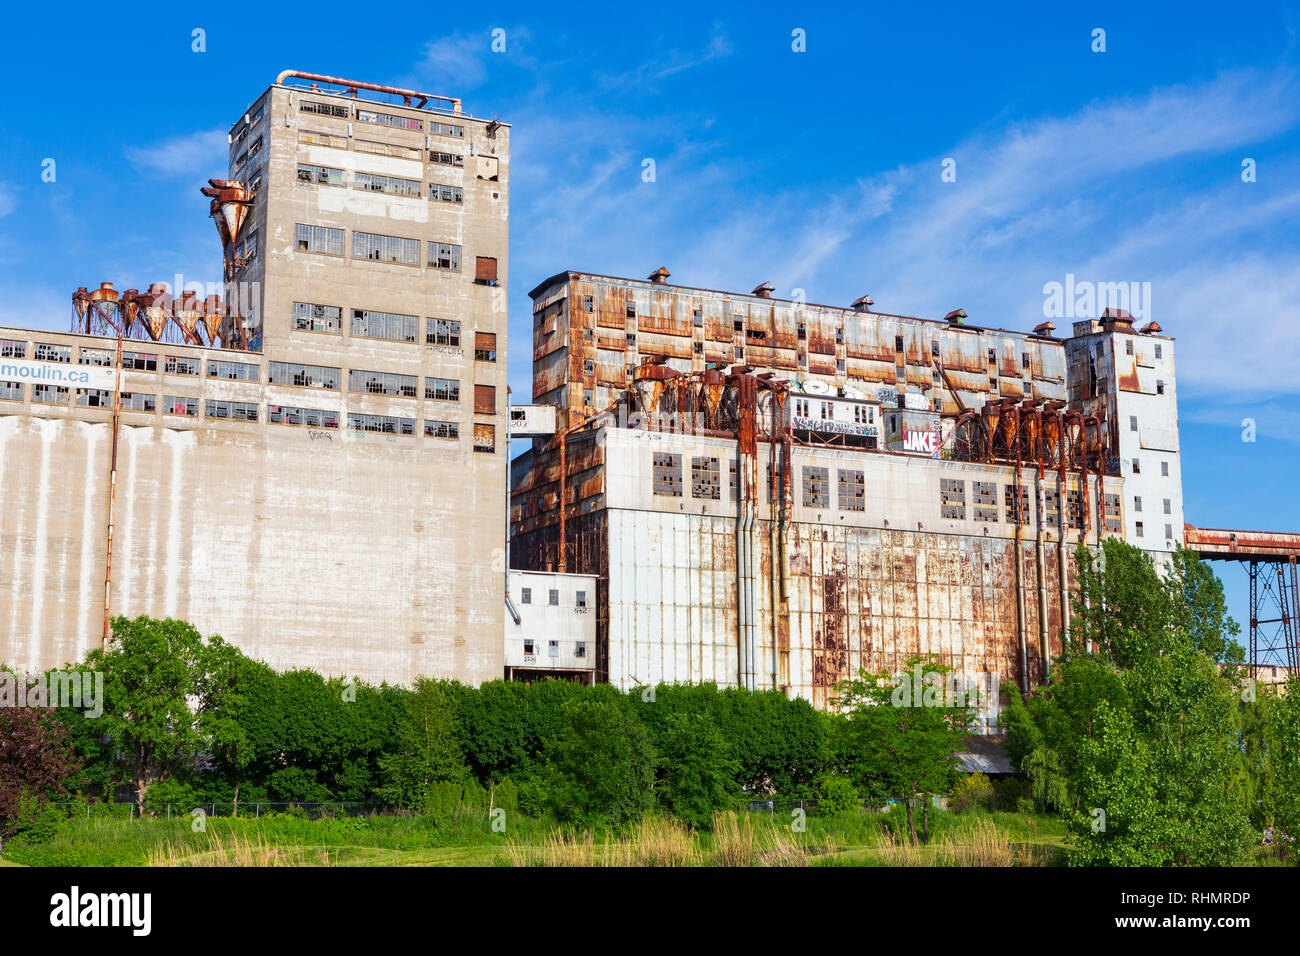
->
125;129;227;178
416;34;491;91
506;68;1300;397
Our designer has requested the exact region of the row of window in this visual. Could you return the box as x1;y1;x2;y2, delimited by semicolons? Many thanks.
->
291;303;495;362
519;587;588;608
297;163;463;203
299;128;465;169
1;340;255;380
521;639;588;660
299;99;465;138
294;223;497;282
648;453;1152;536
1;382;497;450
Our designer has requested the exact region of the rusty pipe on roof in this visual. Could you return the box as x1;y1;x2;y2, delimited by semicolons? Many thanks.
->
274;70;459;112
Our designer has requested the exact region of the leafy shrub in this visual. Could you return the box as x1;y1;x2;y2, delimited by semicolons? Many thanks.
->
816;775;861;816
949;773;994;813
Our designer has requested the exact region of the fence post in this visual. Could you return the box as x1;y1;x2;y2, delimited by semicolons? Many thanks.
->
167;804;171;821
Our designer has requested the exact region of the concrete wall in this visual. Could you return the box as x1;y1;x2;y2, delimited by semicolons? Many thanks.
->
0;328;504;687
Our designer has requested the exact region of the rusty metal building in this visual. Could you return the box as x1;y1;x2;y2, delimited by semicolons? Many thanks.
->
511;270;1187;721
0;72;511;687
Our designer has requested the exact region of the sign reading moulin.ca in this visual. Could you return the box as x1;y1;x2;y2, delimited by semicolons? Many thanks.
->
0;356;118;391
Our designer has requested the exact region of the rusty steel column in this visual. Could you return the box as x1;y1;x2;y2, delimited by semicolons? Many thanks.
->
733;374;760;691
558;432;568;573
1249;561;1259;681
102;329;123;647
1012;414;1028;694
1055;411;1069;670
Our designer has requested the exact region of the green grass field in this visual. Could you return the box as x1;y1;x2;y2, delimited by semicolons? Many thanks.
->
0;807;1071;867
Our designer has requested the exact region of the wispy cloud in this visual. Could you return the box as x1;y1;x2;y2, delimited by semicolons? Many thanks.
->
595;23;733;91
506;68;1300;397
125;129;227;178
0;181;14;218
416;33;492;91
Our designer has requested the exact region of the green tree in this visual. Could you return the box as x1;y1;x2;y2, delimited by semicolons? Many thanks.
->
654;712;738;828
543;698;656;827
834;655;971;844
377;678;469;810
82;616;235;811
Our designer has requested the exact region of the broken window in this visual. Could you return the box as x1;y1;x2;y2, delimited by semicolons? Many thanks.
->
33;383;69;404
299;99;349;118
1134;496;1142;512
895;335;904;352
429;242;461;271
354;171;421;197
0;339;26;358
576;642;587;659
425;378;460;402
295;223;344;255
348;413;415;435
940;478;966;520
1161;460;1169;477
349;370;417;397
269;405;339;428
1126;339;1134;355
1103;493;1123;533
297;163;345;185
626;333;637;348
428;182;463;203
523;639;535;656
520;588;531;605
1154;344;1162;359
576;590;587;608
1135;520;1144;538
653;452;683;497
165;355;200;375
694;342;703;355
548;640;559;658
352;231;420;265
473;423;495;453
691;456;721;500
1021;352;1030;369
429;150;465;167
0;381;22;401
80;348;112;367
351;309;417;343
838;469;865;511
427;318;461;347
729;460;738;501
122;351;157;371
626;301;636;318
584;296;594;312
931;340;940;358
206;400;258;422
1005;484;1029;525
694;309;703;327
270;361;340;390
1130;415;1138;432
164;396;198;417
294;302;342;333
35;343;71;363
474;384;496;415
797;323;806;340
76;388;111;408
1156;379;1165;395
424;420;459;440
429;121;465;138
356;107;422;131
1044;489;1060;528
802;466;829;509
1132;458;1140;474
973;481;999;523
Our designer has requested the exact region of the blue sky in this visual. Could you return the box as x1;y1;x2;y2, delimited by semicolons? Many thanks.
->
1;1;1298;635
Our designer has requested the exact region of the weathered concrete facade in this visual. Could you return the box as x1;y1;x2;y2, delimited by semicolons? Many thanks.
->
513;271;1178;719
1;73;510;687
